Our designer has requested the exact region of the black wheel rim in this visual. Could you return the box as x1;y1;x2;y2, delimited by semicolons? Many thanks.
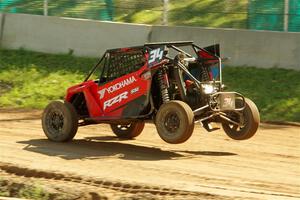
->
116;124;132;131
164;111;180;133
46;109;64;136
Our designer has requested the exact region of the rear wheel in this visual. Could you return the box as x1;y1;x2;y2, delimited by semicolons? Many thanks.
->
42;100;78;142
110;121;145;139
155;101;194;144
222;98;260;140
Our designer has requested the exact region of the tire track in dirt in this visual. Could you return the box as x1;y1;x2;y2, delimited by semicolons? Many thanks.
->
127;162;300;199
0;162;235;200
1;162;298;199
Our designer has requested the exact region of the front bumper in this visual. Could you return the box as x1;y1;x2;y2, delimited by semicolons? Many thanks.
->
193;91;246;117
209;92;245;112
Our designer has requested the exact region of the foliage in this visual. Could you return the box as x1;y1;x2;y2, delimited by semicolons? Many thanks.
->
0;0;248;28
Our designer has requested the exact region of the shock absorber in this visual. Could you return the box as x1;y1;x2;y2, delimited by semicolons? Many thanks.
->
157;68;170;103
200;66;211;81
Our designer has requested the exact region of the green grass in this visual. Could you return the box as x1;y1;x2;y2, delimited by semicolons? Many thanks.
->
18;184;50;200
0;179;50;200
117;0;248;28
223;67;300;122
0;49;299;122
0;0;248;28
0;49;97;108
0;178;69;200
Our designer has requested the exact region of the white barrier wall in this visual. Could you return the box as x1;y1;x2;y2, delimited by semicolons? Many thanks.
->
1;13;151;57
0;13;299;70
150;26;300;70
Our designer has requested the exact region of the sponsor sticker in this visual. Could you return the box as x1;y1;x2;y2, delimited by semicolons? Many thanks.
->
130;87;139;94
148;47;164;67
221;93;236;110
224;97;234;108
98;89;106;99
98;76;136;99
141;71;151;80
103;91;128;110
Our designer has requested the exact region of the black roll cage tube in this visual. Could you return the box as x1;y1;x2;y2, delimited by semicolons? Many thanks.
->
83;41;223;88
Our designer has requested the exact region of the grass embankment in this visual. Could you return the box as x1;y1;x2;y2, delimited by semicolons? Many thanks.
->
0;49;96;108
224;67;300;122
0;49;299;122
1;0;248;28
115;0;248;28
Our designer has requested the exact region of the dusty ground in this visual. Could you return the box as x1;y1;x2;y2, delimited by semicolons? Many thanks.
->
0;109;299;199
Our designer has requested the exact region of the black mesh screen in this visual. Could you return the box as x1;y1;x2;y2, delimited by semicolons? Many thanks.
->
107;50;145;80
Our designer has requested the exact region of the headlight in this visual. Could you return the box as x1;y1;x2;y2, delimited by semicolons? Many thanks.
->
202;84;215;94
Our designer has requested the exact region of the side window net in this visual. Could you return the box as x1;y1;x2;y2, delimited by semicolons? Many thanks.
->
107;50;145;80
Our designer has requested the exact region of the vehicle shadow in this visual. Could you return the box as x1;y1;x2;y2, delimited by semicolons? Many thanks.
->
18;137;237;161
175;150;237;156
87;136;238;157
18;138;183;161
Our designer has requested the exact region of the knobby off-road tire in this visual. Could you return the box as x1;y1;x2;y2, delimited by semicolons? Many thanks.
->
110;121;145;139
42;100;78;142
222;98;260;140
155;100;195;144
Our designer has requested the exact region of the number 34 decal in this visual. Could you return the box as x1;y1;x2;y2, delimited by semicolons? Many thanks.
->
148;47;164;67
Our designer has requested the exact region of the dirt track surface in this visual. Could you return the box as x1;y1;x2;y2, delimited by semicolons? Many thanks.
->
0;109;299;199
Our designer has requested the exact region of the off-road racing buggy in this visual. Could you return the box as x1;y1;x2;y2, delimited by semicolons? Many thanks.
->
42;41;260;144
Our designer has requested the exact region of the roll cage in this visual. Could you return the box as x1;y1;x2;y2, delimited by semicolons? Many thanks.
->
83;41;223;90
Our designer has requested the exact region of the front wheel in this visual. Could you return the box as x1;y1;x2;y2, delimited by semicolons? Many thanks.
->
222;98;260;140
110;121;145;139
155;101;195;144
42;100;78;142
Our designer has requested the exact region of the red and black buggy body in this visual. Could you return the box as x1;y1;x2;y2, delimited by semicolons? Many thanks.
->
42;41;260;144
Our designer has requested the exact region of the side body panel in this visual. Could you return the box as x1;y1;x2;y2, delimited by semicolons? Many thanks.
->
65;65;151;120
97;65;151;118
65;45;171;121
